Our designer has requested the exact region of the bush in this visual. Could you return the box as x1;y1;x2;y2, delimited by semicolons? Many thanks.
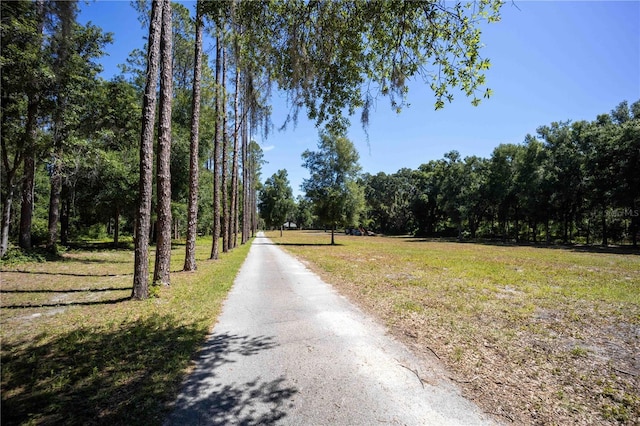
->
31;218;49;246
0;246;53;265
81;223;108;241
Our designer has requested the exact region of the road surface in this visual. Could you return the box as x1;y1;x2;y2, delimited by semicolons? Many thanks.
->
166;233;497;425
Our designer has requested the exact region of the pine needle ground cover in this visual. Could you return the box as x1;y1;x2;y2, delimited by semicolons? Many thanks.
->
267;230;639;425
1;238;251;425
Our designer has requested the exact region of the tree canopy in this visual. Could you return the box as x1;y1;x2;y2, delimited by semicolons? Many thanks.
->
301;131;365;244
258;169;295;235
267;0;502;132
357;100;640;246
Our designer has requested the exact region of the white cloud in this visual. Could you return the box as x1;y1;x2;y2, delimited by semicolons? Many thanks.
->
261;144;275;152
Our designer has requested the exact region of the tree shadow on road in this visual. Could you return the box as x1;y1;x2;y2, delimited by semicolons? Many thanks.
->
166;332;298;425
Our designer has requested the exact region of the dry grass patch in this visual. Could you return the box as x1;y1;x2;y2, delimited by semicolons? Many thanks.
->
267;230;640;425
1;238;251;425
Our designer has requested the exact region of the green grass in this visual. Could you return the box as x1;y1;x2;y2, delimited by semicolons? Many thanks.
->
1;237;251;426
266;230;640;425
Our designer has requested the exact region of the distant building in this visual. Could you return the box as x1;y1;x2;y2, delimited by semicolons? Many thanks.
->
283;221;298;230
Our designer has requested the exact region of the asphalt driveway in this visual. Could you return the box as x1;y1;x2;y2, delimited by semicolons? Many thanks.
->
165;233;497;425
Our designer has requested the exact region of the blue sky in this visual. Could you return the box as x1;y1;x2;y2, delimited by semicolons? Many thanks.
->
79;1;640;197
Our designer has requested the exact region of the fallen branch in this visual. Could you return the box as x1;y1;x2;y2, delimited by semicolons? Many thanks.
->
396;359;425;389
449;375;480;384
425;345;440;360
488;410;515;422
613;367;638;377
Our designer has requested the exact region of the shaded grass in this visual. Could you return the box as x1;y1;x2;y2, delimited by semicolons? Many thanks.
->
0;247;63;265
267;230;640;425
1;237;251;426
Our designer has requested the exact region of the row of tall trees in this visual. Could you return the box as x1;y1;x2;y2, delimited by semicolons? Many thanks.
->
1;0;113;256
262;101;638;247
1;1;267;298
361;100;640;246
3;0;506;298
117;0;273;298
2;1;260;256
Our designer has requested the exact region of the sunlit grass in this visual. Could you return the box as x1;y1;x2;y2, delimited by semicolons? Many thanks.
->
267;230;640;424
1;237;251;425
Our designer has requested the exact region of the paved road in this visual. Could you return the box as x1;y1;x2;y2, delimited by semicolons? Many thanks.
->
166;233;497;425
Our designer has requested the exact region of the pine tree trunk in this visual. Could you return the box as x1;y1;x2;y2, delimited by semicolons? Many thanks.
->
0;179;15;258
19;96;38;250
252;149;259;237
585;217;590;245
241;101;249;245
132;0;163;300
184;2;203;272
20;150;35;249
47;158;62;251
211;30;222;260
0;113;21;256
601;205;608;246
60;183;70;246
250;170;256;237
114;206;120;246
47;1;76;253
232;163;239;248
545;209;551;244
230;48;240;250
17;0;44;251
221;44;229;253
153;0;173;286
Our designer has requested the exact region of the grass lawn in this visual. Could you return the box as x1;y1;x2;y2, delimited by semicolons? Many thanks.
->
1;237;251;426
266;230;640;425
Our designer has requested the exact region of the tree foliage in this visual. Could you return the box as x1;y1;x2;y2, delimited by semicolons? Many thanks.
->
359;100;640;247
258;169;295;234
269;0;502;131
1;0;112;256
2;0;512;299
301;131;365;244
